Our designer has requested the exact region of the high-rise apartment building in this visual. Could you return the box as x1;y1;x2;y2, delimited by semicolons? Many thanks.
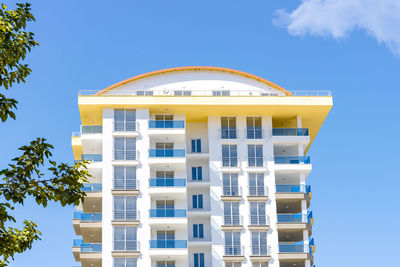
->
71;66;332;267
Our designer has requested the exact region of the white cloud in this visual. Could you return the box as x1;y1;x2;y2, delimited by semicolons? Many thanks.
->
274;0;400;57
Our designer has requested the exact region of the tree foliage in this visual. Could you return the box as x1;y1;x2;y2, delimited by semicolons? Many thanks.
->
0;3;90;266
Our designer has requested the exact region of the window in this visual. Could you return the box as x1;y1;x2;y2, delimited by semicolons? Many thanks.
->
192;194;203;209
114;196;137;220
249;173;266;196
224;202;240;225
114;137;136;160
248;144;263;167
221;117;237;139
222;145;238;167
113;226;137;251
114;109;136;132
157;261;175;267
225;263;241;267
114;166;137;190
156;200;174;217
136;90;153;95
157;230;175;248
252;231;268;255
252;263;268;267
114;258;137;267
155;171;174;186
250;202;267;225
213;90;230;96
192;167;203;181
223;173;239;196
193;224;204;239
174;90;191;96
194;253;205;267
246;117;262;139
154;142;174;157
224;231;241;255
191;139;202;153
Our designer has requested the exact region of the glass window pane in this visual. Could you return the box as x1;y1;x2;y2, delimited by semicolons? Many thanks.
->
126;110;136;121
115;110;124;121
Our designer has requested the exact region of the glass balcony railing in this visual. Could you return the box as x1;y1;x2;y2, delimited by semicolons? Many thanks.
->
73;240;102;252
274;156;310;164
81;125;102;134
113;240;139;251
80;154;102;162
149;149;185;157
149;209;186;218
149;240;187;248
276;184;311;194
277;212;313;224
149;178;186;187
272;128;309;136
279;242;310;253
81;243;102;252
224;245;242;256
148;120;185;128
82;183;102;192
73;212;102;222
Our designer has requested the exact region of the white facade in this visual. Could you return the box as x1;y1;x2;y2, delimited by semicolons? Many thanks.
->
72;67;328;267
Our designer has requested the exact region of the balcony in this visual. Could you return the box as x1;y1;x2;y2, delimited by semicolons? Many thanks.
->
148;178;186;196
219;128;238;140
73;212;102;242
149;209;186;218
276;185;312;202
149;240;187;248
279;242;314;266
148;240;188;257
279;243;310;253
148;149;186;165
81;125;102;134
149;178;186;187
272;128;309;136
149;120;185;128
244;128;264;139
275;156;310;164
72;240;102;266
224;245;243;256
113;150;137;161
247;186;268;201
77;154;102;163
82;183;102;192
113;240;139;251
277;212;313;231
149;149;185;157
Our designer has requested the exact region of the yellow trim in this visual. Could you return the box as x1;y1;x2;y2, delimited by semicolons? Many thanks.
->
78;95;332;153
71;136;82;160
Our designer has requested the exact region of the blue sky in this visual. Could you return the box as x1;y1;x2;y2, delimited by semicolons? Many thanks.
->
1;0;400;266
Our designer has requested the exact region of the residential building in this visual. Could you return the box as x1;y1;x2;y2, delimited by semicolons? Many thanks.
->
71;66;332;267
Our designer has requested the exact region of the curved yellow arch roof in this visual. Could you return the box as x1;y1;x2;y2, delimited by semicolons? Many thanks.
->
94;66;292;96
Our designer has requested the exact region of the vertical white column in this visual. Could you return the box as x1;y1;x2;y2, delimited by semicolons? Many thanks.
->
237;116;251;266
208;116;225;267
102;108;113;266
136;109;151;266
